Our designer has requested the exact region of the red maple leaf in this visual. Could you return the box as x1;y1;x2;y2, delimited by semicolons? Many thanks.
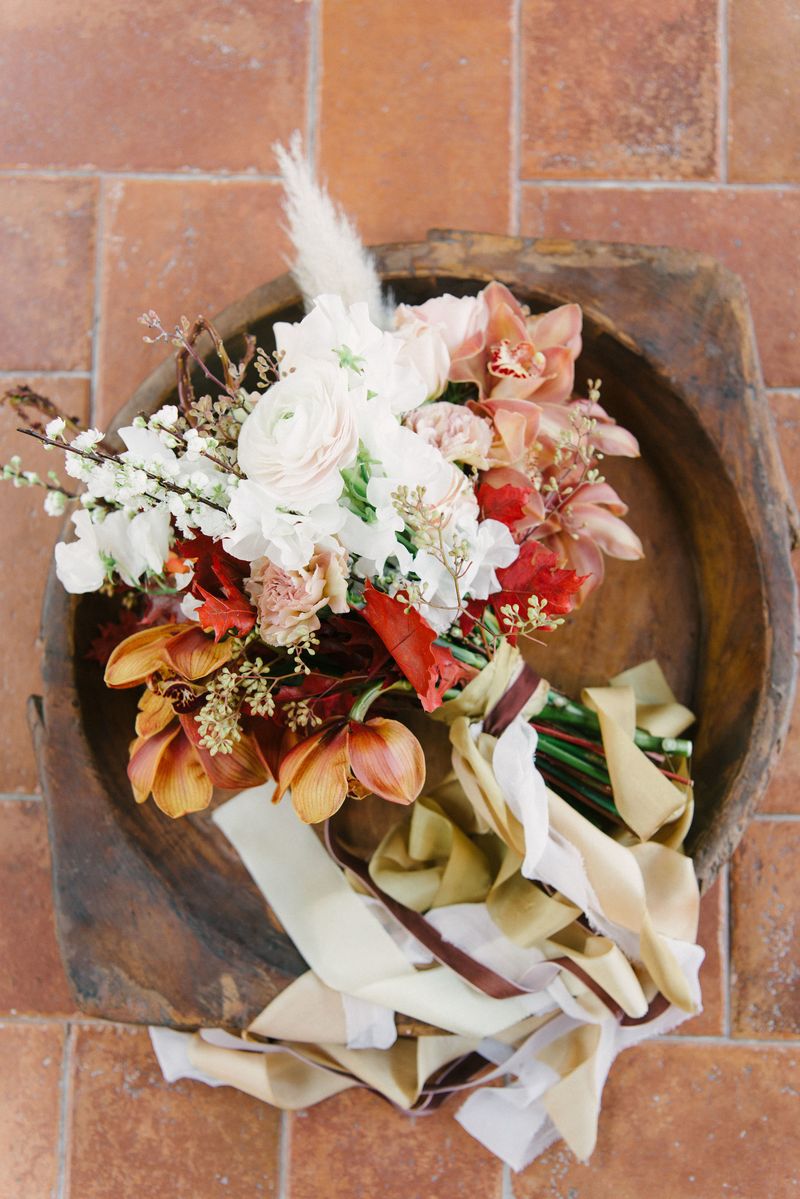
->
175;533;248;592
195;579;256;641
361;581;471;712
85;592;184;666
490;541;585;642
177;533;256;641
86;608;142;666
477;480;534;531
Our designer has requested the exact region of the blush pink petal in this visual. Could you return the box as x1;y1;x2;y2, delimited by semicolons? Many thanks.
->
527;303;583;357
566;503;645;560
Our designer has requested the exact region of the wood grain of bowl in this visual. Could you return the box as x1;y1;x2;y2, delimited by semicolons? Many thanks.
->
30;232;798;1029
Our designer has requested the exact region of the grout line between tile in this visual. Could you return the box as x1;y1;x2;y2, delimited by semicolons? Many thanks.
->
719;0;729;183
0;370;91;380
765;386;800;396
753;812;800;822
55;1022;74;1199
518;178;797;191
721;861;731;1037
502;1161;515;1199
278;1110;291;1199
89;175;107;425
508;0;522;236
0;792;41;801
305;0;322;172
0;167;282;184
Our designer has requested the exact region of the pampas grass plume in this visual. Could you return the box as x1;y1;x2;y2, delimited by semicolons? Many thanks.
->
274;134;392;329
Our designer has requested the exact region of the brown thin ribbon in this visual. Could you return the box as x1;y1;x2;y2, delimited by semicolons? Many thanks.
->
483;662;542;737
320;658;671;1100
324;818;667;1026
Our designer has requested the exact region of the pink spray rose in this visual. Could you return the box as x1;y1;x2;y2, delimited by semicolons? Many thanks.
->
404;401;493;469
246;541;350;647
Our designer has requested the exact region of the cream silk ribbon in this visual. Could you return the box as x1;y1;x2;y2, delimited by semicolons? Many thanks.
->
148;653;703;1171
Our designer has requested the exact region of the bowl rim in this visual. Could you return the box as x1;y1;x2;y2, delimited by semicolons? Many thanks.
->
32;230;799;1027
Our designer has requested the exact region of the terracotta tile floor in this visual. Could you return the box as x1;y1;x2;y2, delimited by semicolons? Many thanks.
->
1;2;798;1195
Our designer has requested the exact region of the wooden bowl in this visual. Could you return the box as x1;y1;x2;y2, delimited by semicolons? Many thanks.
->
31;232;798;1029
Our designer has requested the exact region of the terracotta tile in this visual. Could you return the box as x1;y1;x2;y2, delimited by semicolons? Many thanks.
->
730;821;800;1038
0;377;90;792
68;1024;281;1197
729;0;800;182
0;178;96;371
287;1087;503;1199
0;802;75;1015
675;877;725;1036
760;392;800;812
760;690;800;815
520;185;800;387
0;1;309;173
512;1041;800;1197
0;1022;64;1199
96;178;288;425
520;0;718;181
319;0;511;244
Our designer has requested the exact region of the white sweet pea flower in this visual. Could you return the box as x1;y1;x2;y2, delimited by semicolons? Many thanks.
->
54;509;106;593
397;292;488;356
393;314;450;401
275;294;428;415
338;508;413;579
236;360;358;510
127;506;172;575
224;478;345;570
54;506;171;593
411;518;519;633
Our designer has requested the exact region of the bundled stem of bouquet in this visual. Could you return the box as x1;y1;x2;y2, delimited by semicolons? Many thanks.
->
531;690;692;827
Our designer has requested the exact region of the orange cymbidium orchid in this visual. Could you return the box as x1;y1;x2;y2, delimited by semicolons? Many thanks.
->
104;623;272;818
276;715;426;824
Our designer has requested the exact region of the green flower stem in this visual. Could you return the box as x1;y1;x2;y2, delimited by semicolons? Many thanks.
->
348;679;414;723
535;733;613;787
542;693;693;758
537;760;620;819
435;639;488;669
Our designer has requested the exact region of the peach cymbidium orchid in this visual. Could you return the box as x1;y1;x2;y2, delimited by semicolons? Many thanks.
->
449;282;583;406
276;683;425;824
105;623;271;818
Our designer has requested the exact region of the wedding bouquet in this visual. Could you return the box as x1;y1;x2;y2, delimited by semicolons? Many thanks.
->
4;138;702;1171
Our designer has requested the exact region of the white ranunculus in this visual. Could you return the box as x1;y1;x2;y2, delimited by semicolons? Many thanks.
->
275;294;428;415
236;361;358;510
393;314;450;401
396;292;488;356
